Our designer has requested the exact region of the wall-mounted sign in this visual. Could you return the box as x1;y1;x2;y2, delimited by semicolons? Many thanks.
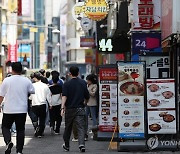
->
80;17;93;31
99;39;113;52
84;0;109;21
72;2;85;21
132;32;161;60
80;36;95;47
133;0;161;30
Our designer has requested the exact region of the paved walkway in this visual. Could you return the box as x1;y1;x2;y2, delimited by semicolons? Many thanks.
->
0;113;179;154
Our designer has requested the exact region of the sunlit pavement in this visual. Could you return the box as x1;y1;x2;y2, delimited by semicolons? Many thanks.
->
0;113;179;154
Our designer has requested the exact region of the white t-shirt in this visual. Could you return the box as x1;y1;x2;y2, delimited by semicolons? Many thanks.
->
0;75;35;114
30;81;52;106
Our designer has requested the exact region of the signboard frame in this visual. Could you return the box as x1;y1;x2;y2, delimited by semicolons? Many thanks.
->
146;78;179;151
117;61;147;139
117;61;147;152
97;64;118;141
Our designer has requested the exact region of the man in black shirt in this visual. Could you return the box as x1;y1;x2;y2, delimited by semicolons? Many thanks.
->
61;66;89;152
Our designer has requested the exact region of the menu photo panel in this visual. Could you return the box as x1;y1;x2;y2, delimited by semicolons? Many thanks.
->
117;62;146;138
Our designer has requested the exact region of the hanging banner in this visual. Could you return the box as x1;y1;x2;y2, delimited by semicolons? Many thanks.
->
8;42;17;62
117;62;145;138
147;79;177;134
132;0;161;30
98;66;117;132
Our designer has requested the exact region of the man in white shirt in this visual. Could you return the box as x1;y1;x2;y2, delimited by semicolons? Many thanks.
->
0;62;35;154
30;72;52;138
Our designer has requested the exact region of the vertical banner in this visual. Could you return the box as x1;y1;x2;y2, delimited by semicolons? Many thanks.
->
60;14;67;61
8;43;17;62
147;79;176;134
117;62;145;138
22;0;31;17
40;32;45;54
98;66;118;132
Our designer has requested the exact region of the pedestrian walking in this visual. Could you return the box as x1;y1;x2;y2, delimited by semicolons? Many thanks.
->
30;72;52;138
0;62;35;154
61;66;90;152
49;75;62;135
39;69;49;84
85;74;98;138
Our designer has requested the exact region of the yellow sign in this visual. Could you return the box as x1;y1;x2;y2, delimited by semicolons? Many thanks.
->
30;27;38;33
8;0;17;12
40;32;45;54
84;0;109;21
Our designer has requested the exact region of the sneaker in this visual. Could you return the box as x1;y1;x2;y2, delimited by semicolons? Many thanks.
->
34;127;39;137
17;152;23;154
62;143;69;152
79;145;85;152
54;131;60;135
84;134;88;141
72;138;78;142
5;141;13;154
37;135;42;138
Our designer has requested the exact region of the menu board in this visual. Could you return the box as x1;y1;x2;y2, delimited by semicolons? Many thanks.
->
117;62;145;138
98;67;117;132
147;79;177;134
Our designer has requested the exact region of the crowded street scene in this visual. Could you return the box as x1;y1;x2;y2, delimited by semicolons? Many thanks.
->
1;0;180;154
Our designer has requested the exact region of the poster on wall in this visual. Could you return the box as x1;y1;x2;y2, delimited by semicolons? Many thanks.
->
98;66;117;132
147;79;177;134
117;62;145;138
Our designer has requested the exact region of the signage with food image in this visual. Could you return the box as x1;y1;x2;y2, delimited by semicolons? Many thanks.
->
148;110;176;134
147;79;177;134
118;64;144;96
147;79;175;109
98;66;118;132
117;62;145;138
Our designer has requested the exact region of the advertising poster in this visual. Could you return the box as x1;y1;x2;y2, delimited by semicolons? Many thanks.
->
117;62;145;138
98;67;117;132
147;79;177;134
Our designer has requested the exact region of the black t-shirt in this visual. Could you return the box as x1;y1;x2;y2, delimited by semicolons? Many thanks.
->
49;84;62;95
62;77;90;109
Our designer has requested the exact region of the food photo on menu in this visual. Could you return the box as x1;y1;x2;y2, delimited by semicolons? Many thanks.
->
148;110;176;134
147;81;175;109
118;67;144;96
101;85;110;91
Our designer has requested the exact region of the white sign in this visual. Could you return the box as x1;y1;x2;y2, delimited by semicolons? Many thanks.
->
72;2;85;22
80;17;93;31
147;79;177;134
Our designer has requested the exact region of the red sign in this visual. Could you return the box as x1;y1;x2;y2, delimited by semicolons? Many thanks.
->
99;68;117;81
80;37;95;47
18;0;22;16
8;43;17;62
138;0;154;29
